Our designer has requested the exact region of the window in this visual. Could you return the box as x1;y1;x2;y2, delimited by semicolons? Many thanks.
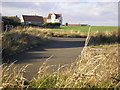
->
28;21;31;23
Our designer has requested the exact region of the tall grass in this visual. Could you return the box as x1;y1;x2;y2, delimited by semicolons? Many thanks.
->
2;26;119;88
89;31;119;45
2;44;119;88
30;26;119;88
2;27;50;61
47;30;87;38
2;62;30;88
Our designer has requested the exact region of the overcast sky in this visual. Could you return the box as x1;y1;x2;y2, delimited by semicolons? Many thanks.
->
1;0;119;26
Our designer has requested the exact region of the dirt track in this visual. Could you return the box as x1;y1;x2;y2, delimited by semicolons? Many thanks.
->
9;37;86;80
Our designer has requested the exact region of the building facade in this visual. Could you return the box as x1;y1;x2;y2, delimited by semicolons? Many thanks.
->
21;15;44;26
46;13;62;25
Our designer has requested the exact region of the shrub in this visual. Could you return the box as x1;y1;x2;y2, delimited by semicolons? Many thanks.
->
42;23;60;28
27;23;39;27
89;31;119;45
2;16;21;27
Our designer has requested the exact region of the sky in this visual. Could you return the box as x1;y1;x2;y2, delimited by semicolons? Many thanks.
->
1;0;119;26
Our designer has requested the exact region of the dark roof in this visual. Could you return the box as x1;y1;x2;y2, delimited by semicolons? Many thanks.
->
22;15;43;22
47;13;61;19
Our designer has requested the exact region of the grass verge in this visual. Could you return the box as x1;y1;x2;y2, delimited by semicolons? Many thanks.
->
89;31;119;45
2;27;50;61
2;44;119;88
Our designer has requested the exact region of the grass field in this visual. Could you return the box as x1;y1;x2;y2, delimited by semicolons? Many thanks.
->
51;26;118;33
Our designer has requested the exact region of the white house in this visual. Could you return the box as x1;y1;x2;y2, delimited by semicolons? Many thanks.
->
47;13;62;25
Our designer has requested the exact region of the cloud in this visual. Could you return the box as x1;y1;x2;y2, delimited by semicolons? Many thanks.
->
1;2;118;26
2;0;87;2
2;2;59;12
2;2;33;9
56;2;118;25
2;0;119;2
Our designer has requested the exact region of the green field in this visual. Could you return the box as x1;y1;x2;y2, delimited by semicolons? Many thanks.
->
51;26;118;33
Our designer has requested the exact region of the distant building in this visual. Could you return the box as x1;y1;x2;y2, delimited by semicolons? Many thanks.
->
66;23;89;26
46;13;62;25
21;15;44;26
67;24;80;26
80;24;89;26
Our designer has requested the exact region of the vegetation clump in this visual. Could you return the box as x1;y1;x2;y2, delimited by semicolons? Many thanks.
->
89;31;119;45
2;16;21;27
2;27;50;60
42;23;61;28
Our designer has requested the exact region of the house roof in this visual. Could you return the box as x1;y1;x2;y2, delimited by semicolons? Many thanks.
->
47;13;61;19
22;15;43;22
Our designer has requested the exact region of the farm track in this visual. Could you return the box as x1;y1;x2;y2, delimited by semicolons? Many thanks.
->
8;37;86;80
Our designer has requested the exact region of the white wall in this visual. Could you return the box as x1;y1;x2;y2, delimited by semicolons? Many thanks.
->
20;16;24;23
47;13;62;24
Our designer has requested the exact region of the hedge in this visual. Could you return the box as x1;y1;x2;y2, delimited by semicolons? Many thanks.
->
42;23;60;28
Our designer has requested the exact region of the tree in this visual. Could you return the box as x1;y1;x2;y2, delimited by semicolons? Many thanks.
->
2;16;21;27
65;23;68;26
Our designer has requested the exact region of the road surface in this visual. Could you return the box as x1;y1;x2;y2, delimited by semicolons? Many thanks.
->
9;37;86;80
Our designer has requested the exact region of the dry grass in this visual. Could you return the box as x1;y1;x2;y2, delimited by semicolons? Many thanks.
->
30;26;119;88
2;26;87;60
1;27;119;88
2;62;30;88
89;31;119;45
27;44;119;88
2;27;50;60
62;44;119;88
2;44;119;88
48;30;87;38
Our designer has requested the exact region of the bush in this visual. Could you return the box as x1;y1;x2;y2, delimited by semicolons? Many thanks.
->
42;23;60;28
89;31;119;45
27;23;39;27
2;16;21;27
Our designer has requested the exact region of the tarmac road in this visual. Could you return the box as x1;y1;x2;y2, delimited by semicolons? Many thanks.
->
8;37;86;80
